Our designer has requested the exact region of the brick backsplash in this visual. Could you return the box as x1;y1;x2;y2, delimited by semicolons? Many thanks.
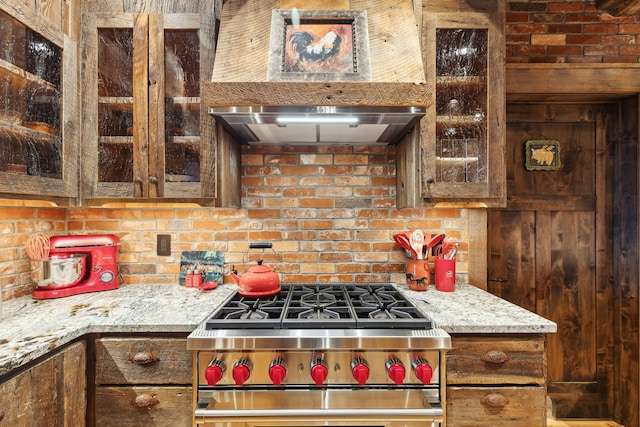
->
0;206;66;301
0;145;469;302
507;0;640;63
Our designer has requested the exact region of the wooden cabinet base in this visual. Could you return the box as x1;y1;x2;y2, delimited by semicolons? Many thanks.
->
95;386;191;427
0;341;86;426
447;386;547;426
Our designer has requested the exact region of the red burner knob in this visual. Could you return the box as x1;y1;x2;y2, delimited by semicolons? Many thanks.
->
386;356;406;385
205;359;225;386
412;357;433;385
351;357;370;386
269;358;287;386
232;358;252;386
310;354;328;386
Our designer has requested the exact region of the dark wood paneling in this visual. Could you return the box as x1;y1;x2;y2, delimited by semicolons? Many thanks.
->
489;103;615;418
613;96;639;427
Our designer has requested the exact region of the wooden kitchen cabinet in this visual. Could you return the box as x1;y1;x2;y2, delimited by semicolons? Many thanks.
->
420;0;506;207
446;334;547;426
0;341;86;426
0;1;79;201
81;4;219;205
93;337;192;427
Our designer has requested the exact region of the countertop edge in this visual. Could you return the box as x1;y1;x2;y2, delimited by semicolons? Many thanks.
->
0;283;556;378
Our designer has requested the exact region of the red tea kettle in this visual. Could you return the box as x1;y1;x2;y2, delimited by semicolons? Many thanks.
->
231;243;281;297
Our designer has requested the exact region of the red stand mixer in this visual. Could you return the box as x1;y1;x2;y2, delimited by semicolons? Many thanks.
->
32;234;121;299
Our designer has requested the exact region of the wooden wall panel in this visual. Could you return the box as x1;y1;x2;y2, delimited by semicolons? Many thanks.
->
613;95;639;427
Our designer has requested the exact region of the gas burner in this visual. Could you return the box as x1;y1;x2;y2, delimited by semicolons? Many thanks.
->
225;300;272;320
300;290;337;309
205;285;290;329
368;307;414;320
298;307;341;320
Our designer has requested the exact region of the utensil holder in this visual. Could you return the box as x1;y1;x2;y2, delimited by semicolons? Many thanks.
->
406;259;430;291
435;258;456;292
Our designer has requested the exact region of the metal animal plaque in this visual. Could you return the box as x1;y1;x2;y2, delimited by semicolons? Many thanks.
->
525;140;561;171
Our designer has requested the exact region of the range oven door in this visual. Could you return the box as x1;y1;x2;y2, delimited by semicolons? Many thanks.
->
195;388;444;427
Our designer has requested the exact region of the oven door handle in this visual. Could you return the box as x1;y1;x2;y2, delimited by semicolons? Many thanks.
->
196;406;444;418
195;389;443;419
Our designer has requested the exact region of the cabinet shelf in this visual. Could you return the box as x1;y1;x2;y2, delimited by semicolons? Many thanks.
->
436;115;486;125
0;120;59;140
99;96;134;105
436;156;479;164
436;76;486;85
168;96;200;104
168;136;200;144
0;58;58;93
99;136;133;144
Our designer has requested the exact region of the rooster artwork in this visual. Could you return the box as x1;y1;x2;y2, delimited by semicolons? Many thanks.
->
284;21;354;73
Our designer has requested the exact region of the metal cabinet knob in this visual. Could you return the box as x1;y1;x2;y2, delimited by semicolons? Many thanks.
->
132;393;159;408
481;350;509;364
426;176;435;184
129;351;159;365
480;392;508;408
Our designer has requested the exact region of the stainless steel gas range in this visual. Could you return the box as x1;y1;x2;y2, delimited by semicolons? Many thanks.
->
187;283;451;427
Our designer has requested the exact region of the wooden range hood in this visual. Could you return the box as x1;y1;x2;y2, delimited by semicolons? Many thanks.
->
204;0;432;145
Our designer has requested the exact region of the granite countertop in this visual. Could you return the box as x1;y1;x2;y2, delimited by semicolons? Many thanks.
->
400;283;557;334
0;282;555;378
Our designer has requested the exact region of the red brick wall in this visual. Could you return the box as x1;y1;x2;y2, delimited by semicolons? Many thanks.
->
0;206;66;301
507;0;640;63
0;146;469;303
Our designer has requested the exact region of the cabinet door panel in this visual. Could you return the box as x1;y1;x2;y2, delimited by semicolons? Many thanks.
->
0;8;76;199
421;3;505;206
0;341;86;427
447;335;546;385
83;12;216;203
447;386;546;427
96;337;191;384
95;385;191;427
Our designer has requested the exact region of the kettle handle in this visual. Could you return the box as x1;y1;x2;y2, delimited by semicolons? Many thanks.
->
249;242;272;249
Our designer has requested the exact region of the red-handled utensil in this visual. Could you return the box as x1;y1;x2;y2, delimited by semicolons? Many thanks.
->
425;233;446;259
393;232;417;259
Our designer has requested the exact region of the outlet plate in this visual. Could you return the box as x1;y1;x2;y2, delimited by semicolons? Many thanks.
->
157;234;171;256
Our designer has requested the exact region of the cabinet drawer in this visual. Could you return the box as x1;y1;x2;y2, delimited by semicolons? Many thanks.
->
96;338;191;385
446;386;546;426
95;385;191;427
447;335;545;385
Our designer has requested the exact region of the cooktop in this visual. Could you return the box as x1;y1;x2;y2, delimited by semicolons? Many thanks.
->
204;283;432;330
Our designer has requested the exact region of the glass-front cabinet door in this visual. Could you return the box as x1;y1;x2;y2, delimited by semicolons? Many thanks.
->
0;8;76;198
421;6;505;207
82;13;212;202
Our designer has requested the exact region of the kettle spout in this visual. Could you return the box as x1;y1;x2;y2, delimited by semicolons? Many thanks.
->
230;266;241;285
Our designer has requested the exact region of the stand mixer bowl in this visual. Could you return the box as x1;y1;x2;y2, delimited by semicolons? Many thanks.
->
38;254;88;289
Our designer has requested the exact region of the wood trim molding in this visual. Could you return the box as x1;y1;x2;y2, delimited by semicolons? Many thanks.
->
507;64;640;97
595;0;640;17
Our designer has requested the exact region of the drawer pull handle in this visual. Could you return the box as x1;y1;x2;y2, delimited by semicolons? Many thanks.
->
130;351;159;365
480;392;508;408
132;393;159;408
481;350;509;364
0;409;4;421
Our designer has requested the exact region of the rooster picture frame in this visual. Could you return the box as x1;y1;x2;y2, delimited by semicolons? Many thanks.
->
267;9;371;82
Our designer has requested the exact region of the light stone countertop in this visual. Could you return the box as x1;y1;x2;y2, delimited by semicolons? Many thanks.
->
400;283;557;334
0;282;555;378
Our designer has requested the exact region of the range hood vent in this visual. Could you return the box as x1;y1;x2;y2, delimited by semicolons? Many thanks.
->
209;105;426;145
205;0;431;146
